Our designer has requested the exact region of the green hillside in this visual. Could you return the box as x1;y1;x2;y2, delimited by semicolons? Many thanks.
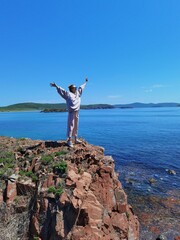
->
0;102;67;112
0;102;114;112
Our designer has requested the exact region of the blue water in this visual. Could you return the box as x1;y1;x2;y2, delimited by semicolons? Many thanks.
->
0;108;180;197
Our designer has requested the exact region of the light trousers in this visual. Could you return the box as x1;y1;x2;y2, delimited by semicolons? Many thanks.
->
67;111;79;138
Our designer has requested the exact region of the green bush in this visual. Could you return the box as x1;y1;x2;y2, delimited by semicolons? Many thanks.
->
54;161;67;173
0;151;15;177
19;170;26;176
55;187;64;196
19;138;26;141
17;147;23;152
19;170;38;182
41;154;53;165
25;171;33;177
26;171;38;182
47;185;63;197
33;236;39;240
0;151;14;164
0;169;5;178
47;186;56;193
54;151;67;157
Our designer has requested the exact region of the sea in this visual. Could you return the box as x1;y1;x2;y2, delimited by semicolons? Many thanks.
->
0;107;180;239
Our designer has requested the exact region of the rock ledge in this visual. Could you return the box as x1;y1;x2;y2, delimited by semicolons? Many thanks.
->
0;137;139;240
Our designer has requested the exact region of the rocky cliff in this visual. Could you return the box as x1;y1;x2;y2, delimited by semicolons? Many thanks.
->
0;137;139;240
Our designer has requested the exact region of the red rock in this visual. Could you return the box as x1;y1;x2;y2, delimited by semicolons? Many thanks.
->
30;215;40;236
34;160;41;172
41;178;48;189
111;212;128;232
90;170;116;212
47;173;54;187
72;171;92;200
17;180;36;195
82;191;103;232
81;172;92;186
116;203;127;213
65;178;74;187
174;237;180;240
102;225;110;235
100;165;113;174
114;178;123;188
55;177;62;187
6;180;17;205
114;188;127;213
71;197;79;208
73;188;84;199
127;206;139;240
67;169;79;182
0;137;139;240
40;198;49;212
27;157;37;172
0;189;3;203
59;192;69;206
55;211;65;238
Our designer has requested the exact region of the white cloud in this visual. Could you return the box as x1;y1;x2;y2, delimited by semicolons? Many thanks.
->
144;89;153;93
152;84;166;88
142;84;167;93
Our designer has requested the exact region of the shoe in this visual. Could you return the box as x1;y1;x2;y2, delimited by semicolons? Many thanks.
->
67;141;73;148
75;139;82;144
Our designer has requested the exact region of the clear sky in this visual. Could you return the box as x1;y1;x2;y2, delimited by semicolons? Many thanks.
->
0;0;180;106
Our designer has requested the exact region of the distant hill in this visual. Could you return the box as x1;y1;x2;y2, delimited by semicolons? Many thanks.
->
115;102;180;108
0;102;67;112
0;102;180;112
81;104;114;110
0;102;114;112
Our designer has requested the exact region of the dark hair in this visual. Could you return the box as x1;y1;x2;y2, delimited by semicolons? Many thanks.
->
68;84;76;89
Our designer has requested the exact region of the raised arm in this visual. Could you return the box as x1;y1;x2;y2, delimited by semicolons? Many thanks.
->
50;82;68;100
78;77;88;95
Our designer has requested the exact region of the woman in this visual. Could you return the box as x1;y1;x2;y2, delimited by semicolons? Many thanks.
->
50;78;88;147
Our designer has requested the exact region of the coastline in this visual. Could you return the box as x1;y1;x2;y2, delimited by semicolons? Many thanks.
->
0;102;180;112
0;107;180;239
125;188;180;240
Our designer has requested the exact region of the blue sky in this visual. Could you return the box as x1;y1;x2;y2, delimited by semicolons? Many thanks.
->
0;0;180;106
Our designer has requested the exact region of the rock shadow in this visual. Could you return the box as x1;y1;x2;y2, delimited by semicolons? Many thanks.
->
45;141;66;148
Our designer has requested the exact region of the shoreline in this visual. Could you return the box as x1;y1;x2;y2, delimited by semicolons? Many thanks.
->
125;188;180;239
